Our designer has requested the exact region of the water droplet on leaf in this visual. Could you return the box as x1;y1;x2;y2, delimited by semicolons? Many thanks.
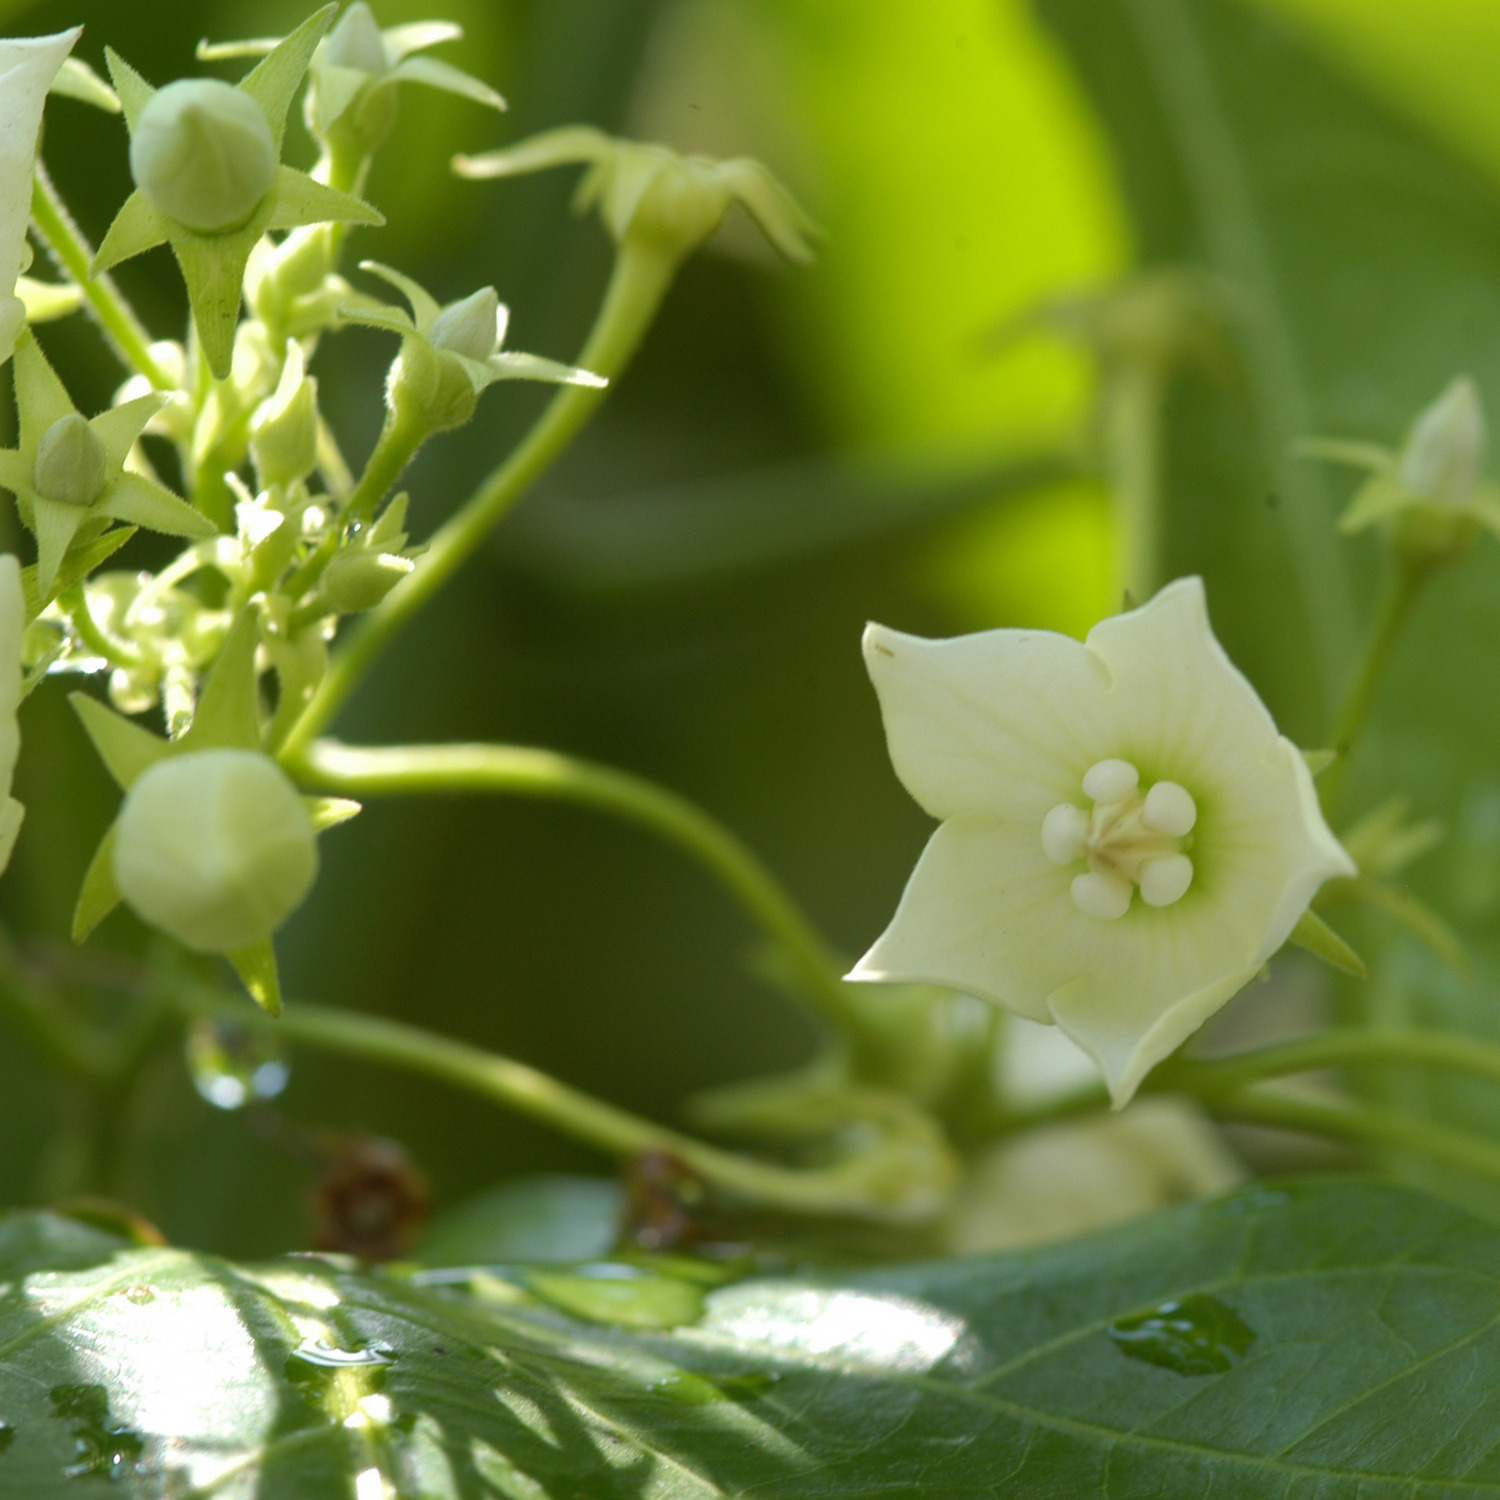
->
185;1017;290;1109
289;1339;394;1369
48;1384;143;1480
1108;1293;1255;1376
0;1421;14;1453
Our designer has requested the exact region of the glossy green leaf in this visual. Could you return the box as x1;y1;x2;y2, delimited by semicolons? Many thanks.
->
6;1182;1500;1494
419;1174;624;1266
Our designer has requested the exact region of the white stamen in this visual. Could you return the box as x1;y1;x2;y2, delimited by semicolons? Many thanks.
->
1071;870;1132;920
1142;780;1197;837
1082;758;1139;804
1139;854;1193;907
1041;803;1088;864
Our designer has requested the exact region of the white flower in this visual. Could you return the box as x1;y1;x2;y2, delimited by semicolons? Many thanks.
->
848;577;1354;1106
0;554;23;873
0;29;81;365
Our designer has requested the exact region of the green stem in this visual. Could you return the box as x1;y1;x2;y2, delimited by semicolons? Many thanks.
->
1161;1028;1500;1098
183;991;923;1221
280;242;677;761
1211;1088;1500;1188
287;738;858;1033
60;585;147;672
1319;562;1424;812
342;408;428;531
30;166;172;390
1105;361;1164;603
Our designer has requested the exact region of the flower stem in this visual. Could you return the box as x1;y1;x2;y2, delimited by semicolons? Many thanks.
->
1159;1028;1500;1097
286;738;859;1033
1319;561;1425;812
278;242;677;761
59;585;147;672
181;989;928;1221
1105;361;1165;603
30;166;173;390
342;407;429;530
1210;1088;1500;1188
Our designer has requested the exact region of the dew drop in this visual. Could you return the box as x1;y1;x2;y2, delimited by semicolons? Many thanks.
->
1107;1293;1255;1377
289;1339;394;1369
185;1017;290;1110
47;1384;143;1481
0;1421;14;1454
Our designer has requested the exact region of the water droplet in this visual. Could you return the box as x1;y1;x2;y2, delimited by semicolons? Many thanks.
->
1108;1293;1255;1377
47;1384;143;1480
711;1371;782;1401
289;1339;394;1369
0;1422;14;1453
185;1017;290;1110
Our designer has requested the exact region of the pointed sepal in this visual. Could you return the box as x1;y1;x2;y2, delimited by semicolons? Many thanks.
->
98;472;217;538
181;608;261;750
31;497;90;596
238;4;337;151
1289;908;1366;978
227;938;282;1016
304;795;361;831
265;167;383;233
72;822;122;941
92;190;171;276
69;692;171;790
102;47;155;130
22;528;136;619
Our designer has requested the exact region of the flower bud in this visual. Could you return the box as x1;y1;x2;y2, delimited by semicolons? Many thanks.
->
1398;376;1486;502
428;288;501;362
387;337;478;432
322;2;388;74
113;748;317;953
130;78;278;233
320;548;414;612
33;413;108;506
250;347;320;488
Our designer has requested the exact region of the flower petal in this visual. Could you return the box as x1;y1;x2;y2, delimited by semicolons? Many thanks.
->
862;620;1112;822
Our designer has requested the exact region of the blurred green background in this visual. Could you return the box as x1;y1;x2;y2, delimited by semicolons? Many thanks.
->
7;0;1500;1253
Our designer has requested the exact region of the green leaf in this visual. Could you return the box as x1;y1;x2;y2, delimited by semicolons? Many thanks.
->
71;821;121;942
1289;906;1367;976
418;1174;624;1265
181;607;261;750
8;1182;1500;1494
227;938;282;1015
237;3;337;150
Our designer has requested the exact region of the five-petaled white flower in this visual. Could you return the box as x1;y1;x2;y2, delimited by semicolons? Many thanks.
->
0;29;81;365
848;577;1354;1106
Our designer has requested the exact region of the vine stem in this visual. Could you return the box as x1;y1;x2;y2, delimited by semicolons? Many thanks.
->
278;243;676;762
183;991;928;1222
286;738;859;1033
30;166;172;390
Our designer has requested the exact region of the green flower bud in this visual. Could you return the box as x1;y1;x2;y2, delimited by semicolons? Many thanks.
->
1398;375;1486;502
33;414;109;507
129;78;278;233
113;748;318;953
387;336;478;432
250;346;320;487
320;548;415;612
427;287;501;361
323;1;388;74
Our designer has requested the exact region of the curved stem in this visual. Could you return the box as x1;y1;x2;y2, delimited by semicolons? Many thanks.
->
279;243;677;761
182;990;926;1221
30;166;173;390
342;408;428;531
1210;1088;1500;1188
60;585;147;672
1161;1028;1500;1098
287;738;858;1033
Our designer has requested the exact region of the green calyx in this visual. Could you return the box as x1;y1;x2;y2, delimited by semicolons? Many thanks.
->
93;7;384;379
0;334;214;600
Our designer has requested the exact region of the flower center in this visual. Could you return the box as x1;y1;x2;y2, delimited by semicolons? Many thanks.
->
1040;759;1196;920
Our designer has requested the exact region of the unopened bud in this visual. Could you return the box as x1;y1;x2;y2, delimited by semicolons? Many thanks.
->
387;337;478;432
428;287;501;361
1399;376;1486;502
321;548;414;612
34;414;108;506
113;748;318;953
323;1;388;74
250;347;320;487
130;78;278;232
